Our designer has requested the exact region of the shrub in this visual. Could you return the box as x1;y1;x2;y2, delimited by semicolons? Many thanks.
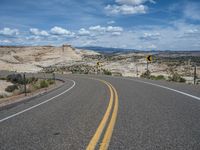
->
179;77;186;83
103;69;112;75
155;75;165;80
32;82;40;90
150;75;166;80
40;80;49;88
7;74;23;84
149;75;156;80
47;79;55;85
5;85;18;92
26;77;38;84
0;77;6;80
168;72;186;83
140;70;151;79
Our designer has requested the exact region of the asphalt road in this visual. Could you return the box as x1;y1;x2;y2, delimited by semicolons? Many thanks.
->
0;74;200;150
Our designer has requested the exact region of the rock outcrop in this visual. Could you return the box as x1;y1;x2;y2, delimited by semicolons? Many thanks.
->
0;45;82;72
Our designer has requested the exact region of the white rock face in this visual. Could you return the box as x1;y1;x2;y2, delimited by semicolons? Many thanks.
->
0;45;82;72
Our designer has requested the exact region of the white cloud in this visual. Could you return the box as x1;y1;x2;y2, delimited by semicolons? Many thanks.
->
105;0;155;15
50;26;75;36
140;32;160;40
89;25;106;32
1;20;199;50
25;36;42;41
78;28;91;36
115;0;155;6
107;26;123;32
30;28;49;36
89;25;123;33
112;32;121;36
147;44;157;49
184;2;200;21
68;20;200;50
105;4;147;15
180;29;200;38
0;28;19;36
107;20;116;24
0;39;11;43
186;29;198;34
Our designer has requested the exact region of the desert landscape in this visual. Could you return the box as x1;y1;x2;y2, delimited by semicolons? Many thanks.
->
0;44;199;84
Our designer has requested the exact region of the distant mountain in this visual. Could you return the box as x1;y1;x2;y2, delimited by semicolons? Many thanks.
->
76;46;200;55
76;46;138;54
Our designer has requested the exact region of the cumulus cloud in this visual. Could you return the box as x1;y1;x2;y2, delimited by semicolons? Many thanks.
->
0;28;19;36
69;20;200;50
116;0;155;6
169;2;200;21
89;25;106;32
25;36;42;41
147;44;157;49
0;19;199;50
112;32;121;36
78;28;91;36
0;39;11;43
89;25;123;33
107;26;123;32
105;0;155;15
186;29;198;34
184;2;200;21
50;26;75;36
179;29;200;38
140;32;160;40
107;20;116;24
105;4;147;15
30;28;49;36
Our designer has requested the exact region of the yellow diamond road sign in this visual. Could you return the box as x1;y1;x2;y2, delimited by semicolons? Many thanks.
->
97;62;100;66
146;55;153;62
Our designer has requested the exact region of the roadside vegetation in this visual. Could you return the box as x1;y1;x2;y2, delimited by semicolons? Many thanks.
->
0;74;55;99
102;69;112;75
140;70;186;83
168;72;186;83
42;65;113;76
156;56;200;66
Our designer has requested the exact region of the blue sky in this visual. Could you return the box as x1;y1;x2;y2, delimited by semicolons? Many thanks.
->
0;0;200;50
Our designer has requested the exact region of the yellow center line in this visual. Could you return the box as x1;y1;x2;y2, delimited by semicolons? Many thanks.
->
86;80;114;150
99;82;119;150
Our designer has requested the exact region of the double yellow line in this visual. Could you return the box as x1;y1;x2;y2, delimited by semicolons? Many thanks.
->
86;79;119;150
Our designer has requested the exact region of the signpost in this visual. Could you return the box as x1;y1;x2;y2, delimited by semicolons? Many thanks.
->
136;64;138;77
146;55;153;72
194;63;197;85
146;55;153;62
23;73;27;96
52;73;55;82
96;62;100;74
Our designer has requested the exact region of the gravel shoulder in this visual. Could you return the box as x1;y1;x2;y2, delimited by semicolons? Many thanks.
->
0;80;64;109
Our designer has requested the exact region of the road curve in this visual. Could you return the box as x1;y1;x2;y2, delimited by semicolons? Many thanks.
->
0;74;200;150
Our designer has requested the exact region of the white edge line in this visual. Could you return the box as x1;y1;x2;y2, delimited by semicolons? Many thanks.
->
97;75;200;101
0;79;76;123
77;75;200;101
125;78;200;101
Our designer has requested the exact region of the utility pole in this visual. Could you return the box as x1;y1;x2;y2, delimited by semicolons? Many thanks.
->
96;62;100;75
53;73;55;83
43;72;46;80
136;64;138;77
23;73;27;96
194;63;197;85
